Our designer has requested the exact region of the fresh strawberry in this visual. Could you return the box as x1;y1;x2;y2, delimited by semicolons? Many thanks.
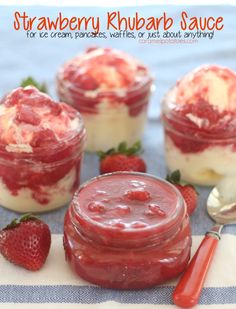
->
0;214;51;271
166;170;198;216
98;141;146;174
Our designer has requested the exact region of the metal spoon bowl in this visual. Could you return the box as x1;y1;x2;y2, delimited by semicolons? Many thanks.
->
208;177;236;225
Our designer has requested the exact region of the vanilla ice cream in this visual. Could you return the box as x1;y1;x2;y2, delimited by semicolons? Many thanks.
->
57;47;152;152
162;65;236;186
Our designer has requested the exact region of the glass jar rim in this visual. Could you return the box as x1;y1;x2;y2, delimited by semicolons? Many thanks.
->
57;70;153;100
162;87;236;142
62;96;150;114
70;172;186;248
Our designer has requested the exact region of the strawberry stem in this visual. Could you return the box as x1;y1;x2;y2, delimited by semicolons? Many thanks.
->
166;170;198;194
19;213;38;222
3;213;39;230
97;141;143;160
166;170;181;184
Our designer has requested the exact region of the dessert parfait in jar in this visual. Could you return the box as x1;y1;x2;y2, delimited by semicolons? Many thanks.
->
0;86;86;212
64;172;191;289
162;65;236;186
57;47;152;152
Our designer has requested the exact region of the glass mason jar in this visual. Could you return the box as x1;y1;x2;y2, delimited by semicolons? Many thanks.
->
57;47;153;152
63;172;191;289
162;87;236;186
0;86;86;213
162;65;236;186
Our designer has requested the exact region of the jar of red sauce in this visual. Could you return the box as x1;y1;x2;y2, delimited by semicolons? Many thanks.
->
63;172;191;289
0;86;86;213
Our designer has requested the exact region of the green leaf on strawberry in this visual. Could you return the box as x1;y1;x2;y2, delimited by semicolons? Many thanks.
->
20;77;48;93
97;141;143;160
4;213;38;230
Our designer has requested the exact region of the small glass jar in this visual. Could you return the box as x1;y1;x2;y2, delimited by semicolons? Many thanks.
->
162;65;236;186
57;47;152;152
0;87;86;212
63;172;191;289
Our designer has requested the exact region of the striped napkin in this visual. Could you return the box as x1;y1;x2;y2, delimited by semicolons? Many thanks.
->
0;233;236;308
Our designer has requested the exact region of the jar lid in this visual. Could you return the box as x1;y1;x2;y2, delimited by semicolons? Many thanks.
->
70;172;186;249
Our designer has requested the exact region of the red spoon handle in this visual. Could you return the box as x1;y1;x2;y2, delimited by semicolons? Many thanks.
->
173;234;219;308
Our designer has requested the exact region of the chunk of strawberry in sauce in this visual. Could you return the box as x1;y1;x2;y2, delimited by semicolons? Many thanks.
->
124;189;151;201
75;74;99;91
3;87;36;107
165;100;236;153
15;104;41;126
30;129;58;147
60;103;78;119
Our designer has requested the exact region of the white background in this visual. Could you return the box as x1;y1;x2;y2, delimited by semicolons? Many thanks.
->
0;0;236;6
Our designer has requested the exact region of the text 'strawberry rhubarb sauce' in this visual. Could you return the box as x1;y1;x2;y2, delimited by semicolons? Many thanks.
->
0;87;86;212
162;65;236;186
64;172;191;289
57;47;152;152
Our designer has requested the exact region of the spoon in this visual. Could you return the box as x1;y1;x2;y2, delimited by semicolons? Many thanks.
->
172;176;236;308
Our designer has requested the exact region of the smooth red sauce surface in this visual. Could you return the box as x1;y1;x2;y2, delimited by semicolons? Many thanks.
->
77;173;179;229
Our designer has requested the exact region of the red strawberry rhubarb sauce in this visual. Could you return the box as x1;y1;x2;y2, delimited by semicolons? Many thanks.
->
64;172;191;289
0;86;86;212
57;47;152;152
162;65;236;185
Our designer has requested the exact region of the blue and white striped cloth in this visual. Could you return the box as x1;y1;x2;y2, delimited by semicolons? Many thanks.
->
0;234;236;308
0;4;236;308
